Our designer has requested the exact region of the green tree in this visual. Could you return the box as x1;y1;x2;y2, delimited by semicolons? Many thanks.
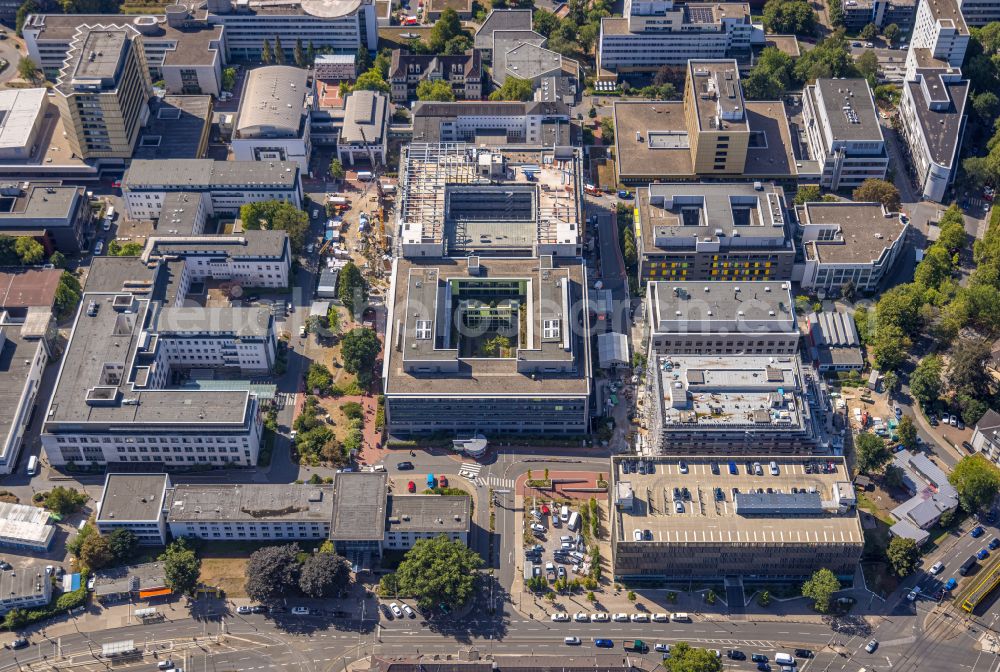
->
974;91;1000;121
853;178;901;211
163;538;201;595
54;271;82;319
915;245;954;289
857;50;879;85
416;79;456;101
489;76;534;101
482;335;512;357
341;327;380;385
874;83;901;106
352;68;390;94
794;32;858;82
337;261;366;315
795;185;823;205
3;608;27;630
299;551;351;598
108;528;139;563
262;40;273;64
533;7;559;36
80;533;113;570
897;415;917;449
948;339;993;401
859;23;878;40
762;0;817;35
395;534;484;610
307;41;316;65
876;283;924;334
663;642;723;672
306;363;334;394
429;7;468;52
886;536;920;577
742;68;786;99
948;455;1000;513
245;543;301;604
15;236;43;264
294;38;306;67
855;432;890;474
884;463;905;490
884;23;901;44
16;0;39;37
274;36;286;64
357;45;372;72
871;323;911;371
329;158;345;180
910;354;943;407
802;568;840;613
44;486;87;515
239;200;309;252
222;67;237;91
17;56;38;83
67;523;94;558
599;116;615;143
49;251;66;269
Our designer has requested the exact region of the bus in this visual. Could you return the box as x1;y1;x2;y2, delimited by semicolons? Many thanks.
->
961;562;1000;612
27;455;37;476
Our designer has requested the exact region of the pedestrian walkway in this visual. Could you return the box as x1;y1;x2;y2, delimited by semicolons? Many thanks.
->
481;476;516;490
459;463;482;482
725;577;746;622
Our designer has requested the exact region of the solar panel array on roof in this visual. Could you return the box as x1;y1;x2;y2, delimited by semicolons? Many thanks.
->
734;491;824;515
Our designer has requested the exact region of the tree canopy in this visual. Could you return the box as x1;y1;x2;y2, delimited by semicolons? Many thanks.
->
80;533;113;570
341;327;380;386
395;534;483;610
663;642;723;672
163;538;201;595
801;568;840;613
949;455;1000;513
853;178;901;211
896;415;917;450
762;0;817;35
416;79;456;102
44;486;87;515
910;354;944;407
887;536;920;577
489;77;534;101
245;543;302;604
108;528;139;564
240;200;309;252
855;432;891;474
353;69;391;94
14;236;44;264
298;552;351;598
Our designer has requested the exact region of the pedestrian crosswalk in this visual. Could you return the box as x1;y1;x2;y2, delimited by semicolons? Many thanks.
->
480;476;515;490
459;463;482;481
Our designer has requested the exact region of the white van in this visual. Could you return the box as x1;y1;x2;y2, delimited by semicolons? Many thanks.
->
560;505;570;522
670;612;691;622
774;653;794;665
567;511;581;532
26;455;37;476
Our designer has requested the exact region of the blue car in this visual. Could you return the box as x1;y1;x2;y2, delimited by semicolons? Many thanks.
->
945;578;958;591
757;664;772;672
978;548;990;560
990;538;1000;551
594;639;614;648
972;526;986;538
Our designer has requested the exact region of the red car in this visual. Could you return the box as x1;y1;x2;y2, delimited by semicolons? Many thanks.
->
439;475;449;488
407;481;416;493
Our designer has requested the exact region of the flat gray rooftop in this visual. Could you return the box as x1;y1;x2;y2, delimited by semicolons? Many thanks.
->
92;561;166;597
688;60;749;134
613;456;863;544
0;326;42;461
0;567;48;600
656;354;807;430
153;306;271;338
812;79;885;142
97;473;169;523
145;231;288;261
166;484;333;523
45;293;252;429
330;471;387;541
798;202;907;264
907;70;968;168
71;29;128;84
649;281;795;334
386;494;470;533
124;159;299;189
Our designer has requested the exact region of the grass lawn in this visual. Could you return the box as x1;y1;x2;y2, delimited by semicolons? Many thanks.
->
200;557;249;597
857;490;894;525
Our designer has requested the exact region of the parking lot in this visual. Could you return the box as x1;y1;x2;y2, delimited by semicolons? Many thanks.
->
523;501;592;585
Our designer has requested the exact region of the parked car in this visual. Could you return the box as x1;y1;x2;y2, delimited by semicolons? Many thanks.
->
978;548;990;560
751;654;769;663
989;538;1000;551
551;613;570;622
930;561;945;575
907;588;920;601
397;461;414;470
407;481;416;493
972;526;986;538
574;612;589;622
865;640;879;653
531;523;546;534
402;604;416;618
236;605;252;614
291;607;310;615
678;460;688;474
728;650;746;660
591;612;610;621
389;603;403;618
8;638;28;650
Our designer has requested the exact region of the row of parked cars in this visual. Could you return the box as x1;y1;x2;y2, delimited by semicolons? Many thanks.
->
550;611;691;623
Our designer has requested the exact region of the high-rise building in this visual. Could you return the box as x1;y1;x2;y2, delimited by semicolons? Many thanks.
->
908;0;968;67
53;25;152;159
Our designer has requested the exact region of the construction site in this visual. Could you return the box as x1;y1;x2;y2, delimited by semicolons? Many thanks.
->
395;143;584;259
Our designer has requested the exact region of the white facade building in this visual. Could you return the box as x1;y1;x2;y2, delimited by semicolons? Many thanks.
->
411;100;571;146
598;0;759;72
907;0;968;67
231;66;312;172
338;90;388;166
796;202;909;292
95;474;171;545
802;79;889;190
0;568;51;614
0;502;56;551
152;306;276;373
0;320;48;476
122;159;302;220
899;62;968;203
143;232;291;290
41;293;265;469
